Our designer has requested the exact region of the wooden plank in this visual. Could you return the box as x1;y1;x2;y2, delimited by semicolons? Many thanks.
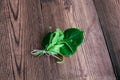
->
0;0;14;80
93;0;120;79
0;0;115;80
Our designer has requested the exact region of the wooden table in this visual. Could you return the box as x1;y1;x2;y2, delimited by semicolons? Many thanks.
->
0;0;119;80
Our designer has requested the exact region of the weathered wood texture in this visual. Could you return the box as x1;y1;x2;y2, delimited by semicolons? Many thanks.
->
0;0;115;80
93;0;120;79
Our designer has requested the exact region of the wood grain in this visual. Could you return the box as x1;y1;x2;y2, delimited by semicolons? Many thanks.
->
93;0;120;79
0;0;115;80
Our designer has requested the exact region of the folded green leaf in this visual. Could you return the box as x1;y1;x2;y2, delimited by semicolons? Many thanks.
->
47;29;64;50
42;29;64;55
47;44;64;55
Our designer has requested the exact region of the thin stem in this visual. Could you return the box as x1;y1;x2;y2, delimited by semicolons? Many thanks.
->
50;55;62;61
31;49;62;60
45;51;62;60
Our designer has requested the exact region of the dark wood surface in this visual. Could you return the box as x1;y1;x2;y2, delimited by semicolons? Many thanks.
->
93;0;120;79
0;0;117;80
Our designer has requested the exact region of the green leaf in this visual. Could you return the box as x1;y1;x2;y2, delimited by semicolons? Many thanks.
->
64;28;84;46
42;32;52;48
47;44;64;55
42;28;64;55
46;29;64;50
51;29;64;44
60;28;84;56
60;44;74;56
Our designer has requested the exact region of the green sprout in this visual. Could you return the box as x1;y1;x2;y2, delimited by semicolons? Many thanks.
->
31;28;84;63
